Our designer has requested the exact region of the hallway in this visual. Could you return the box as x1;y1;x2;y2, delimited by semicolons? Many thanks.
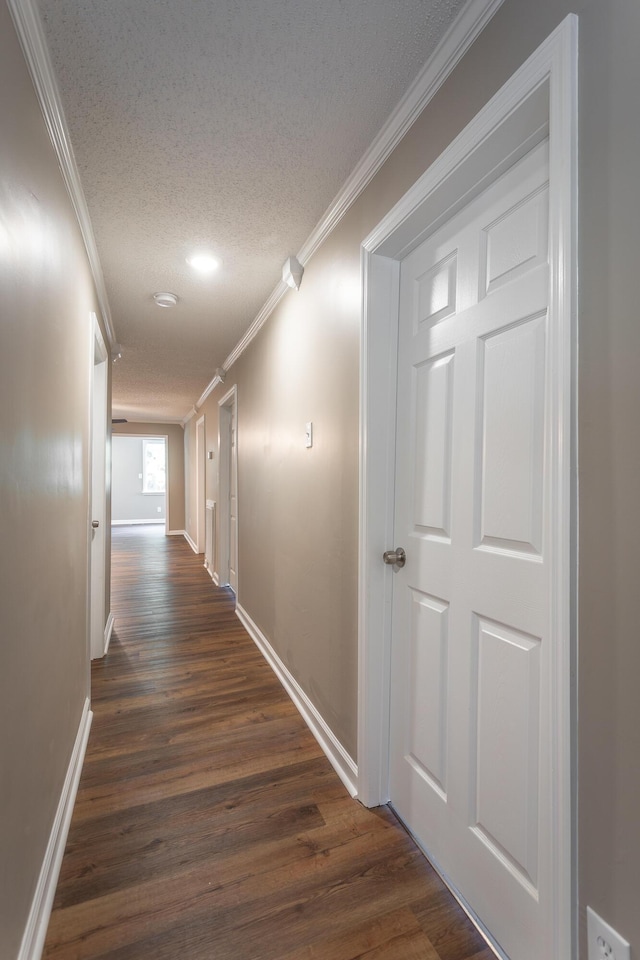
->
43;528;493;960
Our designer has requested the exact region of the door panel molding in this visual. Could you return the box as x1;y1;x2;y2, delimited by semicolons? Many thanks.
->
358;15;577;959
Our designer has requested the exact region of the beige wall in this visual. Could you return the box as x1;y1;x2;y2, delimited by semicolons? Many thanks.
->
184;0;640;954
112;422;185;531
193;247;361;753
0;4;109;957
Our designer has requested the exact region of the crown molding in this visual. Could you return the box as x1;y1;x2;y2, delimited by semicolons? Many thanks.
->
7;0;117;350
196;373;225;409
181;406;198;427
217;0;506;378
192;279;289;411
223;281;289;372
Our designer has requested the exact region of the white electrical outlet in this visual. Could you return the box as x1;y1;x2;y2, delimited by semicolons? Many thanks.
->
587;907;630;960
305;421;313;448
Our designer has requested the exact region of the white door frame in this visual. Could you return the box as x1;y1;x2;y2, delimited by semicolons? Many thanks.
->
358;16;577;958
89;313;109;660
217;384;238;590
195;415;206;553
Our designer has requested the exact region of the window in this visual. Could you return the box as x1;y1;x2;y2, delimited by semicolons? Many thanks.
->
142;439;166;493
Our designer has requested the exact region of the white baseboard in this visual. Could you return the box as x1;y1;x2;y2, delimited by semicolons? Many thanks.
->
18;698;92;960
235;603;358;797
111;519;165;526
203;559;220;586
103;612;115;655
167;529;185;536
183;531;198;554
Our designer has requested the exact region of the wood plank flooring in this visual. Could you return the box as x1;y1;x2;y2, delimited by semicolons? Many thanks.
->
44;525;494;960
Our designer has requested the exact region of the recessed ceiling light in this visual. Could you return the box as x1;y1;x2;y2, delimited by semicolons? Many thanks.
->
153;292;179;308
187;252;220;274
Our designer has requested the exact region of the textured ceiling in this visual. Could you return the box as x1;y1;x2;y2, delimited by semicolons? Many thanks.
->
37;0;466;421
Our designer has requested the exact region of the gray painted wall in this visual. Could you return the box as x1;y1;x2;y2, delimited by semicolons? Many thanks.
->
112;436;166;523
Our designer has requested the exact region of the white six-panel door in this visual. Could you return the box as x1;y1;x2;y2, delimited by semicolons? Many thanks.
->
389;140;552;960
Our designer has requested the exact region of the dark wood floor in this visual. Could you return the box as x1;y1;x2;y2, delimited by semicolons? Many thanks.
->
44;526;494;960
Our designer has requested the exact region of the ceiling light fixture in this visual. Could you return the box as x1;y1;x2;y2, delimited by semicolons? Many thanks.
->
153;292;179;308
187;252;220;274
282;255;304;291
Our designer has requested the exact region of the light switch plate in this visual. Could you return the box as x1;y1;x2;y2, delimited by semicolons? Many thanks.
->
305;422;313;448
587;907;630;960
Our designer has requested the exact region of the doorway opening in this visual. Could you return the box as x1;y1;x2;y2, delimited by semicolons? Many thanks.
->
111;435;167;531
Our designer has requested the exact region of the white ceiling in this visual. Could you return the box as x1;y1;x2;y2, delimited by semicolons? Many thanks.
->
37;0;466;421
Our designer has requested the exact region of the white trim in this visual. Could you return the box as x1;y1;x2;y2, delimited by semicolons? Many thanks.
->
182;407;198;427
195;416;206;554
183;530;198;554
223;283;288;371
204;500;217;580
89;315;109;662
218;384;237;409
18;699;92;960
203;557;220;586
236;603;358;798
6;0;116;351
358;16;577;960
547;19;578;959
196;372;225;409
111;519;166;526
103;611;115;655
167;529;186;536
217;385;238;591
217;0;506;376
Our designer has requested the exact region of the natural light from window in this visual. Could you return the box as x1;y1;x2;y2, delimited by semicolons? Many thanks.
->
142;439;166;494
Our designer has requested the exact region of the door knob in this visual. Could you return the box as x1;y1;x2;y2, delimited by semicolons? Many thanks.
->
383;547;406;567
92;520;99;528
